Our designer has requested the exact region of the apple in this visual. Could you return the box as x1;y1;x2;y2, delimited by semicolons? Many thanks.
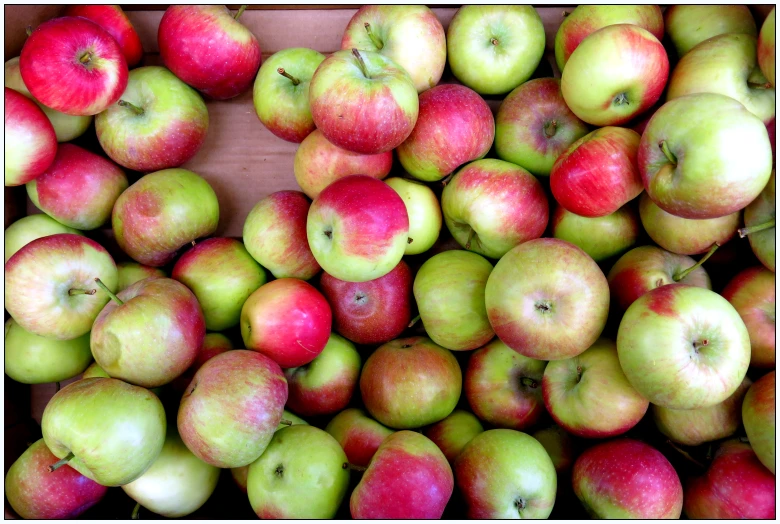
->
319;260;411;345
95;66;209;172
455;429;557;518
531;425;575;473
309;48;418;154
240;278;332;368
495;78;589;177
65;5;143;67
4;438;107;519
617;284;751;410
81;362;110;379
446;5;545;95
170;332;233;394
742;370;775;474
5;234;117;340
27;144;128;230
424;410;484;465
464;338;546;430
442;159;549;259
5;87;56;186
664;5;758;57
116;262;166;292
4;214;81;263
485;238;610;360
758;7;776;86
551;204;639;262
158;5;262;100
20;16;128;116
742;170;775;272
638;93;772;219
572;439;683;518
307;175;409;283
360;336;462;429
112;168;219;267
248;425;350;519
325;408;393;468
550;127;643;217
350;431;453;519
253;47;325;143
413;250;494;351
721;266;775;368
384;177;441;255
396;84;494;182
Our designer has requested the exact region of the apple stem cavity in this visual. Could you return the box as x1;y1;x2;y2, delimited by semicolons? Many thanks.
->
612;92;629;106
94;278;124;305
543;120;558;138
364;22;384;49
234;5;248;20
68;287;96;296
277;67;301;86
351;48;370;78
665;439;706;469
132;502;141;519
465;228;476;250
738;218;775;238
673;243;719;282
659;140;677;165
342;462;367;473
279;418;293;426
520;377;538;388
48;451;75;472
408;314;421;328
118;99;145;116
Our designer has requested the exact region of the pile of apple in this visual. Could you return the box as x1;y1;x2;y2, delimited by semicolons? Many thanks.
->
3;3;777;520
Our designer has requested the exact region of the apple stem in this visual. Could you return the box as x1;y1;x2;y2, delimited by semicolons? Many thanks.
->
659;140;677;165
465;228;476;250
342;462;367;473
118;100;145;116
562;10;570;17
520;377;538;388
440;173;454;186
68;288;96;296
279;418;293;426
277;67;301;86
25;25;32;37
543;120;558;138
94;278;124;305
48;452;74;472
738;218;775;238
665;439;706;469
748;80;773;89
234;5;247;20
351;48;370;79
364;22;384;49
673;243;719;282
132;502;141;520
191;240;196;247
408;314;420;328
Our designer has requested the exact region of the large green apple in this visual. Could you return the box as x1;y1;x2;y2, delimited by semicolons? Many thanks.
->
664;5;757;57
4;214;82;263
742;170;775;272
384;177;441;255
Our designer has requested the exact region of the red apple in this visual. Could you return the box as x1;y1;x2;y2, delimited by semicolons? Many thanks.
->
325;408;394;468
742;370;775;474
721;266;775;368
5;87;57;186
65;5;143;67
424;410;484;465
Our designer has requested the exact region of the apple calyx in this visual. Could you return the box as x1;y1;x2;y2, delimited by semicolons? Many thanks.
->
659;141;677;165
612;92;629;107
363;22;384;50
78;51;93;65
342;462;367;473
132;502;141;519
491;37;499;46
277;67;301;86
95;277;124;305
520;376;539;388
673;243;719;282
543;120;558;138
118;100;145;116
48;451;75;472
692;338;709;352
68;287;96;296
738;218;775;238
352;48;370;79
515;497;526;512
464;228;476;250
408;314;421;328
234;5;248;20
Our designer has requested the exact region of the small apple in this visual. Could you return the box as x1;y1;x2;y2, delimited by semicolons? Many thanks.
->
325;408;393;468
664;5;757;57
81;362;110;379
758;7;775;86
721;266;775;368
551;204;639;262
424;410;484;465
531;425;575;473
4;214;81;263
742;170;775;272
742;370;775;474
65;4;143;66
5;87;56;186
384;177;441;255
116;262;166;293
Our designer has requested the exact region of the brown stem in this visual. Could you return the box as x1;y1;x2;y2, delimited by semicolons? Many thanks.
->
543;120;558;138
408;314;420;328
748;81;773;89
659;140;677;165
279;418;293;426
440;173;455;186
351;48;369;78
95;278;124;305
234;5;247;20
342;462;367;472
666;440;706;469
277;67;300;86
364;22;383;49
68;288;96;296
118;100;145;116
673;243;719;281
739;218;775;238
79;51;92;64
48;452;74;472
464;228;476;250
491;37;499;46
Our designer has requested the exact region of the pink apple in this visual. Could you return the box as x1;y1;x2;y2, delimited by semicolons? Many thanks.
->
170;332;234;394
5;87;57;187
65;5;143;67
721;266;775;368
424;410;484;465
742;370;775;474
325;408;394;468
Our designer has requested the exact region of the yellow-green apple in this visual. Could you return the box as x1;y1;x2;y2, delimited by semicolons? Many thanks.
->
27;144;128;230
4;214;81;263
116;261;166;292
309;48;418;154
4;319;92;384
664;5;757;57
485;238;610;360
742;170;775;271
638;93;772;219
350;431;453;519
4;234;117;340
112;168;219;267
424;410;484;465
572;439;683;518
90;276;205;388
396;84;494;182
721;266;775;368
253;47;325;142
464;338;546;430
360;336;462;429
158;5;261;100
551;204;639;262
341;5;446;93
170;332;233;394
20;17;128;116
555;5;664;71
95;66;209;172
325;408;393;468
248;425;350;518
42;377;166;486
240;278;332;368
5;87;56;186
81;362;110;379
684;439;776;519
243;190;320;280
454;429;557;518
442;159;548;259
616;284;751;409
307;175;409;282
550;127;643;217
122;427;219;518
561;24;668;126
758;8;775;86
4;439;107;519
446;6;545;95
742;370;775;474
495;78;589;177
65;5;143;66
542;339;648;438
385;177;441;255
319;261;411;345
413;250;494;351
531;425;575;473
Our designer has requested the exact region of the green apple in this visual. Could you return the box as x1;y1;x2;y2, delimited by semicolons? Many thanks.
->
116;262;166;292
664;5;757;57
551;204;639;262
424;409;484;465
742;370;775;474
384;177;441;255
758;7;775;86
742;170;775;272
4;214;82;263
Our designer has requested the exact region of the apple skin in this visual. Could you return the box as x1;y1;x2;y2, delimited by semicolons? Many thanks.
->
424;409;484;465
4;214;82;263
320;260;411;345
495;78;589;177
396;84;494;182
551;204;639;262
325;408;394;468
42;377;167;487
240;278;332;368
360;336;462;429
638;93;772;219
5;87;57;186
454;429;557;519
413;250;495;351
758;7;776;86
243;190;321;280
531;425;575;473
385;177;441;255
485;238;610;361
465;338;546;431
550;126;643;217
81;362;110;379
116;262;166;292
743;170;775;272
742;370;776;474
65;5;143;67
4;234;117;340
158;5;262;100
4;438;107;519
307;175;409;283
112;168;219;267
442;158;549;259
684;439;776;519
170;332;233;394
617;284;751;410
27;144;128;230
20;17;128;116
561;24;668;126
572;439;683;519
253;48;325;143
95;66;209;172
350;431;454;519
309;49;418;155
664;5;757;57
